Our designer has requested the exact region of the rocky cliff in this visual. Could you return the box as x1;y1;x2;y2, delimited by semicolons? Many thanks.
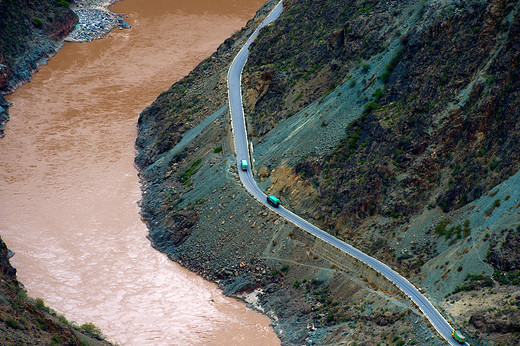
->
0;0;78;136
136;0;520;344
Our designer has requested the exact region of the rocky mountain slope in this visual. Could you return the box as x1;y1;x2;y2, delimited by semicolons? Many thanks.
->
0;0;78;137
136;0;520;344
245;0;520;344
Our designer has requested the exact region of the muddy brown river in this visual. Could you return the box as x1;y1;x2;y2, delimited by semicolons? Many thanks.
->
0;0;280;344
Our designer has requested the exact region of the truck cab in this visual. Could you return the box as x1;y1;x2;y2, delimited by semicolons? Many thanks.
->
452;330;465;344
267;195;280;207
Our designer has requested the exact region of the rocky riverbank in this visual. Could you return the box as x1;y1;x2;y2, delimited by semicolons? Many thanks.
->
0;236;112;345
66;0;131;43
0;0;77;136
0;0;130;137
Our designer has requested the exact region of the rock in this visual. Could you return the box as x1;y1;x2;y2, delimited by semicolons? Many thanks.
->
0;94;10;138
0;64;9;90
258;165;270;179
117;17;131;29
327;29;344;50
470;309;520;334
487;229;520;271
222;275;254;296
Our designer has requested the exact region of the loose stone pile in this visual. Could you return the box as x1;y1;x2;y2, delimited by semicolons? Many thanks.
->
66;0;130;42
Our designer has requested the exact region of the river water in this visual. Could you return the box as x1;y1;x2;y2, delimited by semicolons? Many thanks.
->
0;0;280;344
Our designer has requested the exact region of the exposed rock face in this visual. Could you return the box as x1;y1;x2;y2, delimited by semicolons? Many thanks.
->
0;64;9;90
470;309;520;334
488;228;520;272
0;237;17;281
246;0;520;230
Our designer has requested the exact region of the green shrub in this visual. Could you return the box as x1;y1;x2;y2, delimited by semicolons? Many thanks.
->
213;146;222;153
438;199;450;212
80;322;103;339
51;334;63;344
36;297;45;309
485;199;501;216
380;50;402;84
6;317;20;329
363;100;381;115
435;219;450;236
380;70;391;83
33;18;43;28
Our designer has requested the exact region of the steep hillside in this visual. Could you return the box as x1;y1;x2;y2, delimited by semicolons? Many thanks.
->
243;0;520;344
0;0;77;92
136;0;520;344
246;0;520;225
0;237;111;345
135;1;442;345
0;0;78;136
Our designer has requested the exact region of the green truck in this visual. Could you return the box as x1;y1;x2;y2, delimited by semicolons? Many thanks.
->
241;159;248;171
452;330;466;344
267;195;280;207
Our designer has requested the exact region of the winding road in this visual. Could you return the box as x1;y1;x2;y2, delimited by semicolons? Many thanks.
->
228;1;465;345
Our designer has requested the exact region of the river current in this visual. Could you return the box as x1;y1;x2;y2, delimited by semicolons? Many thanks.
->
0;0;279;344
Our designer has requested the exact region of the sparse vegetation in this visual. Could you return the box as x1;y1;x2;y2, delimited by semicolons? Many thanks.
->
6;317;20;329
493;270;520;286
33;18;43;27
435;219;450;237
80;322;104;339
380;49;402;84
181;158;202;184
452;274;493;293
361;62;370;73
485;198;501;216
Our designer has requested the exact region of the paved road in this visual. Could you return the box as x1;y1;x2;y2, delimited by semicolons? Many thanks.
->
227;1;465;345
